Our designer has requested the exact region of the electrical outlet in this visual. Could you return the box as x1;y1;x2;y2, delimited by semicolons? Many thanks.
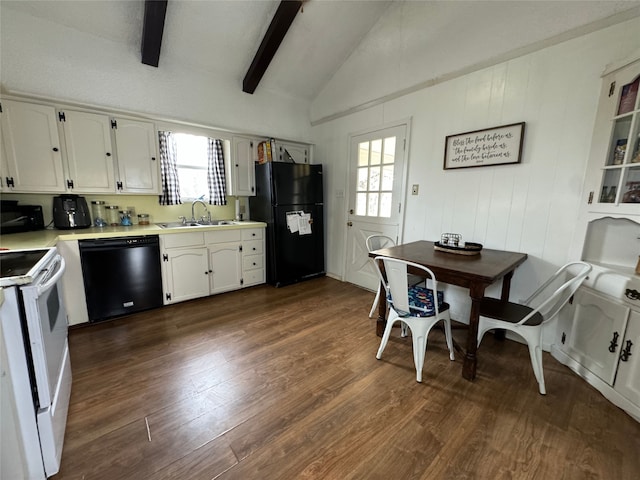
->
412;184;419;195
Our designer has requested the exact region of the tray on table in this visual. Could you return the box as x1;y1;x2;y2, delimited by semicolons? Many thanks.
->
433;241;483;255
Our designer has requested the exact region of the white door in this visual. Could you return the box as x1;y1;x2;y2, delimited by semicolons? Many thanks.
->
345;124;407;291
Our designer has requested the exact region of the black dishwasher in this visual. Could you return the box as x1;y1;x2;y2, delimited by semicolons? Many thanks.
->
79;235;163;322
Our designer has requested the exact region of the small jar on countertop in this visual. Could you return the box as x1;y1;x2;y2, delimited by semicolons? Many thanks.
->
106;205;120;226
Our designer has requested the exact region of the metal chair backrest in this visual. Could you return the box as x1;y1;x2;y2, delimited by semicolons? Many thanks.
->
519;261;592;326
373;256;442;318
365;235;396;253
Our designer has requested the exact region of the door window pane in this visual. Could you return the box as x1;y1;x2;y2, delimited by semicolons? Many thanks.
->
367;193;379;216
356;193;367;215
370;139;382;165
357;168;368;191
368;166;380;191
358;143;369;166
380;192;393;217
381;165;394;190
353;135;397;218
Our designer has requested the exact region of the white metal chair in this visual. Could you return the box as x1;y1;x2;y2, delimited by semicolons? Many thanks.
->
477;261;591;394
373;256;455;382
365;235;423;318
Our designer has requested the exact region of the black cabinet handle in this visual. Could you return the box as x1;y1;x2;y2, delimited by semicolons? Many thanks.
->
52;147;59;152
620;340;633;362
106;152;111;157
609;331;619;353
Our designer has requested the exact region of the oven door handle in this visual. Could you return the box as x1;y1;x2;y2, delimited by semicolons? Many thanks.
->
36;255;66;296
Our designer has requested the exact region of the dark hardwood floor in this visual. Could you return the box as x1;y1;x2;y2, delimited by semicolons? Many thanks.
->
54;277;640;479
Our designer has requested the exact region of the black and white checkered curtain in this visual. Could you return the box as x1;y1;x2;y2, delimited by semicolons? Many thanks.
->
207;138;227;205
158;131;182;205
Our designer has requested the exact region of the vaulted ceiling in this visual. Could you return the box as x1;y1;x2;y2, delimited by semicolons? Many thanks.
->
2;0;639;104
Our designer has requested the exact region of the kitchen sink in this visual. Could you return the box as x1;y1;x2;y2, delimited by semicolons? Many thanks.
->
155;220;236;229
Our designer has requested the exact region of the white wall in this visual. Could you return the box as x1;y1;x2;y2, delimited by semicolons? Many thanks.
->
312;17;640;324
0;7;312;142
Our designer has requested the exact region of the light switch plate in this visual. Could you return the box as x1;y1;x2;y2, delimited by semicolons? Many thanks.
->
412;184;419;195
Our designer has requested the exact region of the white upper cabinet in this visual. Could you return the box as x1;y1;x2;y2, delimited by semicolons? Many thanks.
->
0;100;66;193
112;118;159;194
583;57;640;217
60;110;115;193
229;136;257;196
272;140;311;164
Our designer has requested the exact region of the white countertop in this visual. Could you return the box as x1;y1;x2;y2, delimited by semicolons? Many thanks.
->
0;221;266;250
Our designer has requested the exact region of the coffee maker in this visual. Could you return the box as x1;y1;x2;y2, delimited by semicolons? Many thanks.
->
53;194;91;229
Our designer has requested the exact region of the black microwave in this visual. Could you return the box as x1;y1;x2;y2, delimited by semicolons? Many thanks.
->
0;201;45;234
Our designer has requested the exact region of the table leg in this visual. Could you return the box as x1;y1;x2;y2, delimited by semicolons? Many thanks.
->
493;271;515;341
376;280;386;337
462;283;486;381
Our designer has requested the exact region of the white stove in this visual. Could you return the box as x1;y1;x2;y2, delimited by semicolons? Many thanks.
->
0;247;71;478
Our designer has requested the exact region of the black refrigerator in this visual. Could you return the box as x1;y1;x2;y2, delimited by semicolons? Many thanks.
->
250;163;325;287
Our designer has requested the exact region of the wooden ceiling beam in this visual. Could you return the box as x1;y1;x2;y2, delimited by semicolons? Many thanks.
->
243;0;303;94
141;0;168;67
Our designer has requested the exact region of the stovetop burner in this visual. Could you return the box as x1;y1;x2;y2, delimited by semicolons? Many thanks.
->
0;249;50;278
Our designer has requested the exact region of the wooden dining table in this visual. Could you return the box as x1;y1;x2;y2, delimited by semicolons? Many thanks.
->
369;240;528;381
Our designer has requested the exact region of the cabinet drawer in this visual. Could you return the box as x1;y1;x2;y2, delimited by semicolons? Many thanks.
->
243;240;263;255
243;268;265;286
205;229;242;244
241;228;263;241
162;232;205;249
243;254;264;271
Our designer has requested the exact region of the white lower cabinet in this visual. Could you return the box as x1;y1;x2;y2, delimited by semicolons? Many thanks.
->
615;311;640;407
241;228;265;287
161;227;265;305
555;286;640;420
209;243;242;294
565;288;630;384
163;247;210;304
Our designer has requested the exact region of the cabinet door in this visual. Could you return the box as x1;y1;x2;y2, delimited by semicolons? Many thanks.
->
0;121;9;192
162;247;209;304
614;310;640;406
209;242;242;294
0;100;65;192
229;137;256;196
61;110;115;193
583;58;640;215
273;140;310;164
567;288;630;385
113;118;160;194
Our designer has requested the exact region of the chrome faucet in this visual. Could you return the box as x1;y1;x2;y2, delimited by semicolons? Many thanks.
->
191;200;210;223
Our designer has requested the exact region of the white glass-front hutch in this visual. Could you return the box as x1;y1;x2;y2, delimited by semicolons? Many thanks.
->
586;57;640;213
554;54;640;422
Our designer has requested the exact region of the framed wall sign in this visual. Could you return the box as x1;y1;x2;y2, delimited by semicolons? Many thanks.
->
444;122;525;170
